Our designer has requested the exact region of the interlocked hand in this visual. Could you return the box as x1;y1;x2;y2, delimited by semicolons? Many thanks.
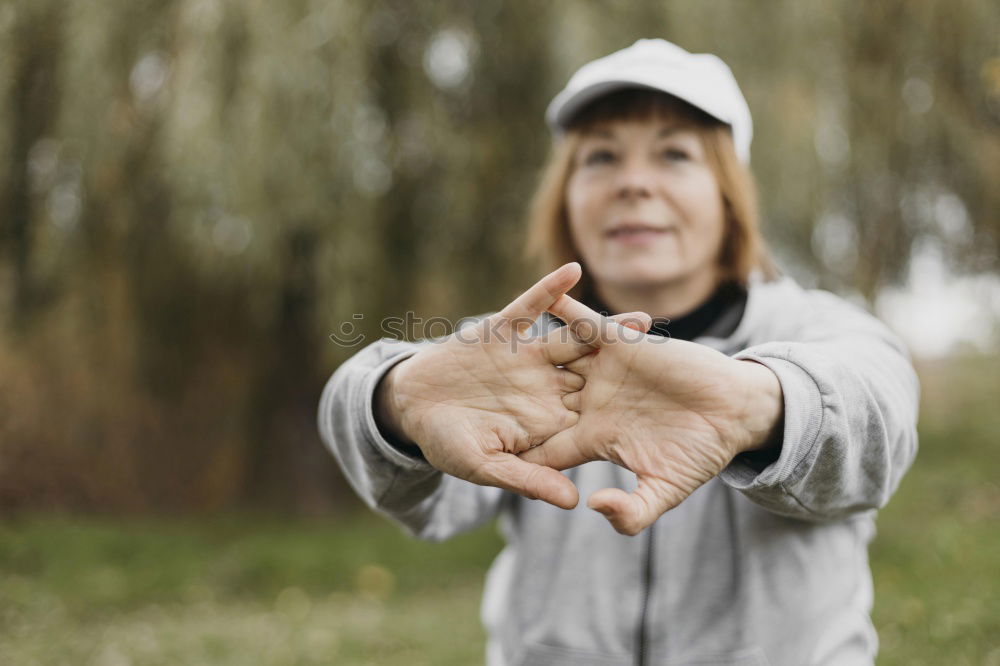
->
520;293;783;534
379;263;651;509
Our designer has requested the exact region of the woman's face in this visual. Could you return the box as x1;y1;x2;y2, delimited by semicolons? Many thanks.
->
565;115;726;294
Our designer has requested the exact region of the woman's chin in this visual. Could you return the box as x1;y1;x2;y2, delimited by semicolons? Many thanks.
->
593;260;686;289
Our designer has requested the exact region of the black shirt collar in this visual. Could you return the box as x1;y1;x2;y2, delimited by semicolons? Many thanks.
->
588;282;748;342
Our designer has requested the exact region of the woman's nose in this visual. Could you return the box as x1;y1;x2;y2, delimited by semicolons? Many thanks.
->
615;158;654;199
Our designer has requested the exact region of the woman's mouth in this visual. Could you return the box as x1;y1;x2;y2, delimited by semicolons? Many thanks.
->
605;224;673;245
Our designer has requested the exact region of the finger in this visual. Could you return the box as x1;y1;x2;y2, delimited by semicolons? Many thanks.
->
519;427;593;471
539;325;594;366
557;406;580;432
612;311;653;334
587;479;679;536
556;369;585;393
538;311;650;366
482;454;580;509
563;353;595;376
548;295;652;349
561;391;582;411
498;263;582;330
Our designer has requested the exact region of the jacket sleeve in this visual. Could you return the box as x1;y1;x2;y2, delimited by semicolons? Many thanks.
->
718;288;920;521
317;338;505;541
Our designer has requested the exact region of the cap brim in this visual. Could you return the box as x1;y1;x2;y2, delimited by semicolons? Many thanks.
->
546;76;729;132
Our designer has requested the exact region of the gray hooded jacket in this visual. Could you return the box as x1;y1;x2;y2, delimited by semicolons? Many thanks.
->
317;277;919;666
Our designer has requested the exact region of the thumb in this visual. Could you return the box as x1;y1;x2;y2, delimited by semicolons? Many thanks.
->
497;262;582;330
587;477;680;536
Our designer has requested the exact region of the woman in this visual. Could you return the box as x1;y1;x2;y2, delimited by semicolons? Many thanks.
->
319;39;919;665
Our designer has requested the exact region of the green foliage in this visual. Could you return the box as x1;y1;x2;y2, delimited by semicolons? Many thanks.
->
0;514;503;612
0;516;503;665
869;354;1000;664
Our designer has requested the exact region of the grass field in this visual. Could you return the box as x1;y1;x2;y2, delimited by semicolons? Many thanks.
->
1;355;998;665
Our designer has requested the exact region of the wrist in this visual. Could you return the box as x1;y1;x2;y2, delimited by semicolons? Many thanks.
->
374;360;416;447
733;359;784;455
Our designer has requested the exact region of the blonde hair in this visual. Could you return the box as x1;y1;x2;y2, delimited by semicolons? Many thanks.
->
526;89;778;302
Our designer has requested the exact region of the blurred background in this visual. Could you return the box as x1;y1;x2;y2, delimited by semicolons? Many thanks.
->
0;0;997;664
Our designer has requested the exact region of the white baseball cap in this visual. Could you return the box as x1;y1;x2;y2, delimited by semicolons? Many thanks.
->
545;39;753;163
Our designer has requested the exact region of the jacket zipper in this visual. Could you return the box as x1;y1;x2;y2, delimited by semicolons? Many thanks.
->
635;522;656;666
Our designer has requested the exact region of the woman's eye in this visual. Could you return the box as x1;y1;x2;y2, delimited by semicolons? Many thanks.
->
583;149;616;166
661;148;689;162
